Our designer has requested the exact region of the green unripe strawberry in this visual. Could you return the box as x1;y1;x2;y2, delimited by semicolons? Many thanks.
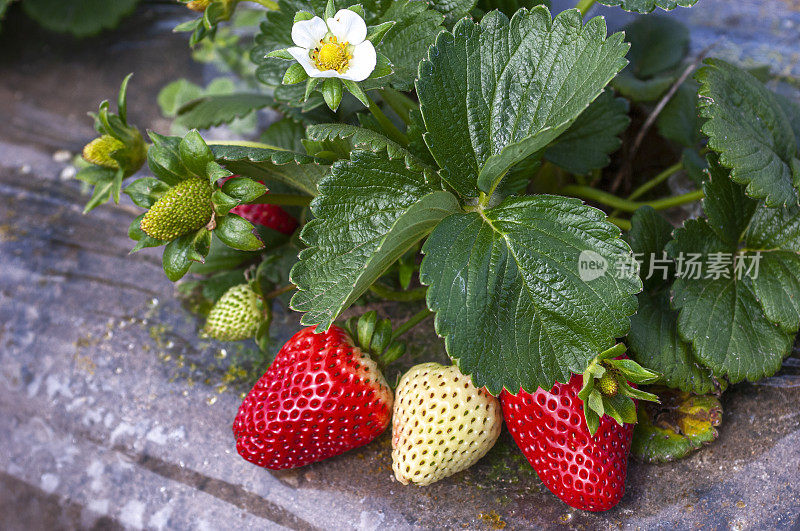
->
204;284;266;341
83;135;126;169
140;178;213;241
598;372;619;396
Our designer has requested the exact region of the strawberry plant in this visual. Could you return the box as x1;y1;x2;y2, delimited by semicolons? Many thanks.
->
74;0;800;512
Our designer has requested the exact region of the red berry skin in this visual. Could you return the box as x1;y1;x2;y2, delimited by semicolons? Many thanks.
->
501;374;633;512
233;325;393;470
222;176;298;235
232;202;297;235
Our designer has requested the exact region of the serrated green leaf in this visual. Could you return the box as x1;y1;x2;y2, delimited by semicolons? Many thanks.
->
22;0;138;37
667;158;800;383
306;123;418;164
426;0;476;26
624;15;689;79
611;70;674;103
175;94;273;129
420;195;641;394
212;144;328;196
596;0;698;14
260;118;307;152
215;214;265;251
290;151;461;330
123;178;171;209
377;0;444;91
416;8;629;198
775;94;800;152
657;82;702;148
476;0;549;18
158;80;204;118
697;58;800;207
544;89;630;175
147;132;193;185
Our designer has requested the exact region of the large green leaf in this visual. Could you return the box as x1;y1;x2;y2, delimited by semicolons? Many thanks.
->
667;158;800;383
544;89;629;175
175;94;273;130
290;151;461;329
416;7;628;198
212;144;328;196
697;59;800;207
625;207;717;393
420;195;641;394
306;123;419;164
22;0;138;36
624;15;689;79
378;0;445;91
597;0;699;14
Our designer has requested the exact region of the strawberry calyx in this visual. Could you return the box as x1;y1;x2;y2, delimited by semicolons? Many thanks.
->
577;343;660;435
342;311;407;367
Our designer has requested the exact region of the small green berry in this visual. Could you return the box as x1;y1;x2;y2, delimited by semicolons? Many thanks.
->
140;178;213;241
598;372;618;397
204;284;265;341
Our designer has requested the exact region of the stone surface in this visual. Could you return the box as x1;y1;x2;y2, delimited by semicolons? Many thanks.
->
1;2;799;530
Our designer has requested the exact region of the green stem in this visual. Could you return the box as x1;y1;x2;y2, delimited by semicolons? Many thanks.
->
378;88;416;125
209;140;287;151
366;94;409;146
369;283;428;302
610;161;683;217
263;284;295;299
251;193;313;207
562;185;704;213
576;0;597;16
391;308;433;340
607;217;632;231
245;0;278;9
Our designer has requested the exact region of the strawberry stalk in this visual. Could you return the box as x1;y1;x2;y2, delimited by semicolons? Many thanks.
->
577;343;660;435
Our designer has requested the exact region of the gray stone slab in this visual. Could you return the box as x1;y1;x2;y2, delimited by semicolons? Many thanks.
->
0;2;799;530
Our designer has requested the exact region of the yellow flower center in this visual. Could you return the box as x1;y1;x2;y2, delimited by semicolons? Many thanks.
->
312;37;352;73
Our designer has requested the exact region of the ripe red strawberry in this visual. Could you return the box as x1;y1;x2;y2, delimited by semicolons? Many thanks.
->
222;176;298;235
501;345;660;512
233;325;393;470
502;376;633;511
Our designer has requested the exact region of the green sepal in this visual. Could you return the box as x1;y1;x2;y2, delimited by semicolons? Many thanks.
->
348;4;366;19
321;78;343;111
619;380;660;403
342;79;369;107
605;358;660;384
118;73;132;126
370;54;393;80
267;48;295;60
371;318;393;355
179;129;215;177
255;311;274;354
162;228;212;282
305;77;322;100
214;214;265;251
293;11;313;23
124;177;170;209
206;161;233;183
212;190;240;216
366;21;394;44
283;63;309;85
324;0;335;20
357;310;378;351
128;214;165;253
222;177;268;203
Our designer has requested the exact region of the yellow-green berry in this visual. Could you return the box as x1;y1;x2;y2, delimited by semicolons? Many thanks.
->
204;284;265;341
140;178;213;241
598;372;619;397
83;135;126;169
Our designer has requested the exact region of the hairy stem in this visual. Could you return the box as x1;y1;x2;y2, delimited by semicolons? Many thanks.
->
576;0;597;16
607;217;632;231
369;283;428;302
378;88;417;125
610;161;683;217
245;0;278;9
263;284;295;299
251;193;313;207
366;94;409;146
391;308;433;340
562;185;704;212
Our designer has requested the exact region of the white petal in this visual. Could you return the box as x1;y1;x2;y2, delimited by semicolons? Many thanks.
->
327;9;367;44
291;16;327;49
341;41;376;82
288;47;341;78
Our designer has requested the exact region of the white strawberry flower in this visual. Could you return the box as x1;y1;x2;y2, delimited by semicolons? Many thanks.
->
288;9;376;82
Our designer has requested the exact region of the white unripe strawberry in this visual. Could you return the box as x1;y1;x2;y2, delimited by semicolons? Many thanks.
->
391;362;502;486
